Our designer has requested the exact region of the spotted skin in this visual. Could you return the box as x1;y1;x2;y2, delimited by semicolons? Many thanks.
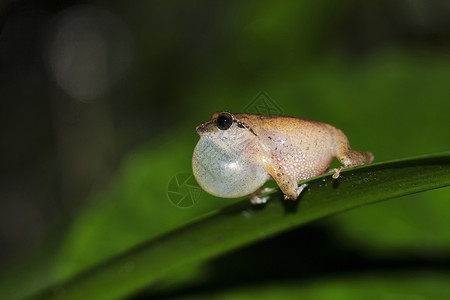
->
193;112;374;202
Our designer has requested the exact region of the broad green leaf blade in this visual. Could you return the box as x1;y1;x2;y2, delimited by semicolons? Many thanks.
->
30;154;450;300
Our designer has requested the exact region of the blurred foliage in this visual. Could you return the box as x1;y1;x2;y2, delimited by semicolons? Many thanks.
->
174;272;450;300
0;0;449;299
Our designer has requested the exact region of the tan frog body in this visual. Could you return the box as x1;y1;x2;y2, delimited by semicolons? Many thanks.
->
192;111;373;204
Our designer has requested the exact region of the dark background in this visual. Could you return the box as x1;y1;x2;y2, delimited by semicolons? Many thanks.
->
1;0;450;299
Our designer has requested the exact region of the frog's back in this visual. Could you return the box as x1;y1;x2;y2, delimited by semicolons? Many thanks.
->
236;113;336;181
235;113;335;136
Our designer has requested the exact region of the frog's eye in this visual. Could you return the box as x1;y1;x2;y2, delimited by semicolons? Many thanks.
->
216;113;233;130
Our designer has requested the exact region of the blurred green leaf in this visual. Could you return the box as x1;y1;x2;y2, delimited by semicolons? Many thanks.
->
29;153;450;300
173;271;450;300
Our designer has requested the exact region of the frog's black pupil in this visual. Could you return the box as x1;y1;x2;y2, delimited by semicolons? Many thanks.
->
217;115;232;130
217;116;228;127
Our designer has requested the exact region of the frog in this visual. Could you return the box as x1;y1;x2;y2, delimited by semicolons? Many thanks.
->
192;111;374;204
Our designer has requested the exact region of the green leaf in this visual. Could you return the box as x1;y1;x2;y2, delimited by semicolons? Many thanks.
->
174;271;450;300
29;154;450;300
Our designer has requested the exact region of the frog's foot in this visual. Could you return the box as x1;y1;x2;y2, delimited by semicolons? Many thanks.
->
249;187;275;205
283;183;308;200
297;183;308;196
332;166;343;179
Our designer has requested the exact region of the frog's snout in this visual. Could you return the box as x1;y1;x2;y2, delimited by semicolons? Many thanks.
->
196;123;206;134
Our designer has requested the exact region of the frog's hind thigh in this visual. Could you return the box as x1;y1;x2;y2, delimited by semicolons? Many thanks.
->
332;128;374;168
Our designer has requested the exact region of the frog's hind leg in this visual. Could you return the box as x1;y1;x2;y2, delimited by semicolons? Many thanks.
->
331;128;374;171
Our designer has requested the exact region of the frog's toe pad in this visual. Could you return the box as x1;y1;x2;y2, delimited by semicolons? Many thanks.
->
332;167;343;179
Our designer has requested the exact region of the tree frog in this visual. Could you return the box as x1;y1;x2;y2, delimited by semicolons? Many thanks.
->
192;111;373;204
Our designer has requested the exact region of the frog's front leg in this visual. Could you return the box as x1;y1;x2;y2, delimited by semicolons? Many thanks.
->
262;161;307;200
248;187;275;204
